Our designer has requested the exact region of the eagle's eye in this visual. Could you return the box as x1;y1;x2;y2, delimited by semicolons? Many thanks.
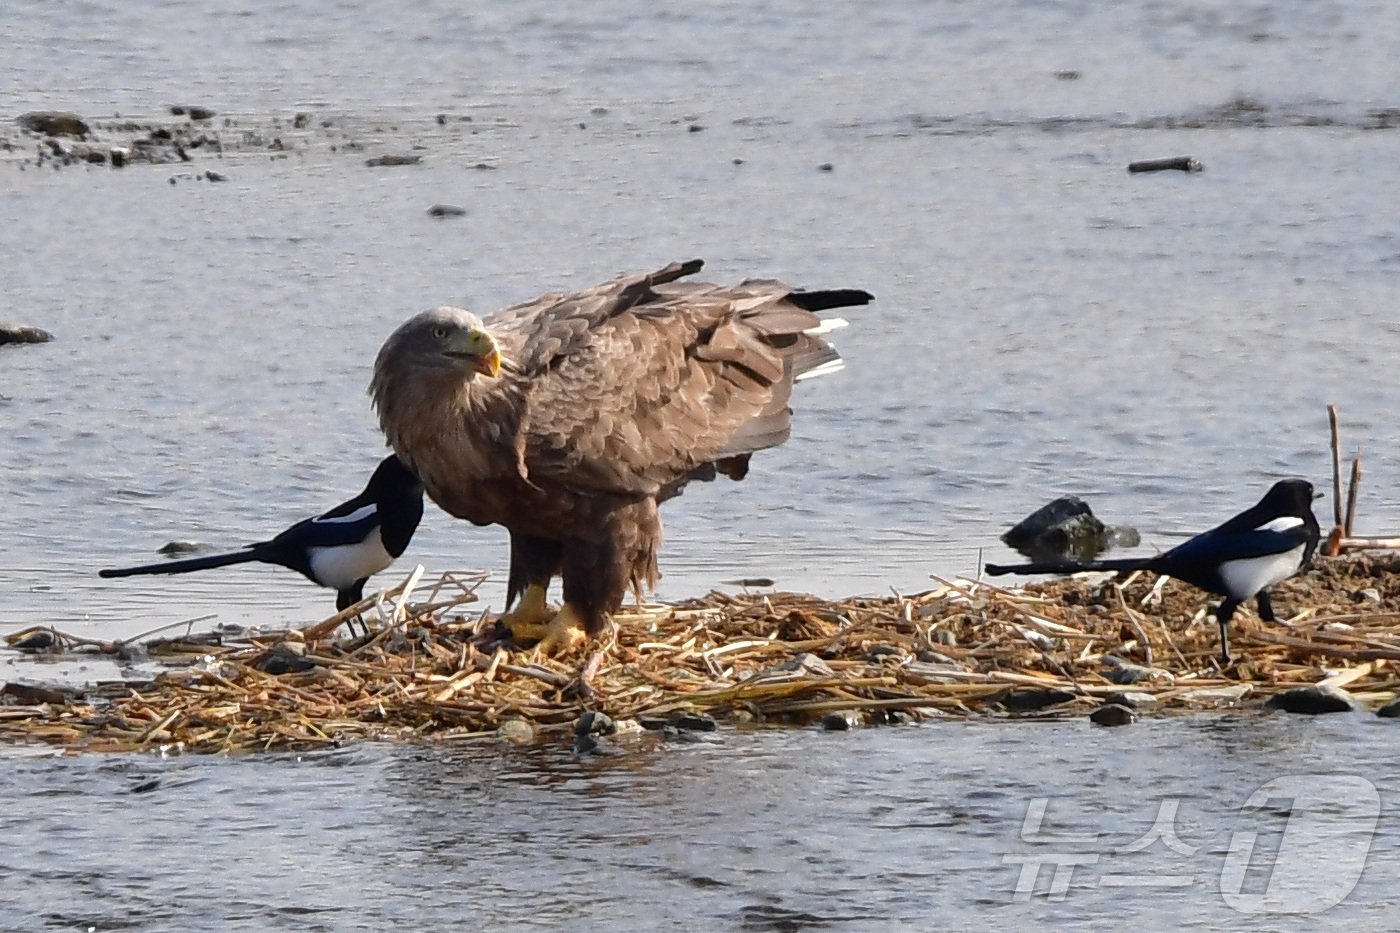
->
431;325;450;341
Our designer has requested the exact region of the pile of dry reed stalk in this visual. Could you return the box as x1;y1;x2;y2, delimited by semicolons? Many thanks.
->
3;552;1400;754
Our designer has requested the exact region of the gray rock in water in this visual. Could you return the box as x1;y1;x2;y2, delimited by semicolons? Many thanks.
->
427;204;467;217
0;324;54;345
1001;495;1139;562
1089;703;1137;726
158;540;207;556
1265;684;1356;715
17;111;90;138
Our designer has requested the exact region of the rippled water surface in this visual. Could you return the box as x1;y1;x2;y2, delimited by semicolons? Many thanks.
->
3;718;1400;931
4;0;1400;928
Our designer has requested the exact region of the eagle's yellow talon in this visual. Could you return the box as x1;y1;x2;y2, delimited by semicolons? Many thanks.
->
500;583;554;641
527;604;587;657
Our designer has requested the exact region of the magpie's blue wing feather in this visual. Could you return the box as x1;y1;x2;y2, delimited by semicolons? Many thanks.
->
273;505;381;550
1163;527;1308;564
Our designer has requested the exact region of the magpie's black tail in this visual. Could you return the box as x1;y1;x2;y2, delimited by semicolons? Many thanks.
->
99;547;263;578
984;557;1152;577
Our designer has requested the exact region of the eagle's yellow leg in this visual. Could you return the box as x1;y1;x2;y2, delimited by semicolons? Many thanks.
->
500;583;554;641
529;603;587;657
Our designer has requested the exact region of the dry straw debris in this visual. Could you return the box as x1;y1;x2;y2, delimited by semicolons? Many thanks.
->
3;554;1400;754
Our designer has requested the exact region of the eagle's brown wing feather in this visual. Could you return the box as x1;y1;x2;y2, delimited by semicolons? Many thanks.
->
486;263;832;499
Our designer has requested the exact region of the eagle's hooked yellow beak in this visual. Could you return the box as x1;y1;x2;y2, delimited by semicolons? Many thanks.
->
445;327;502;378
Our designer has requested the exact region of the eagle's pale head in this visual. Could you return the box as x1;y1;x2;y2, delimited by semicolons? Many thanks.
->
377;306;502;380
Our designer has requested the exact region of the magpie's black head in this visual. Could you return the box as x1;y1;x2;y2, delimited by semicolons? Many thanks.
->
367;454;424;500
1260;478;1317;518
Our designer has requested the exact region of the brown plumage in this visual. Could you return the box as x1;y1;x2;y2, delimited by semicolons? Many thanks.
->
370;259;870;651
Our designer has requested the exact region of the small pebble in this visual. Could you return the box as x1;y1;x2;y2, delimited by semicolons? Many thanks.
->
576;709;615;736
496;719;535;744
1000;688;1077;712
364;154;422;167
822;711;860;731
427;204;467;218
1102;656;1157;685
1127;156;1203;174
1103;691;1158;708
1089;703;1136;727
675;712;717;733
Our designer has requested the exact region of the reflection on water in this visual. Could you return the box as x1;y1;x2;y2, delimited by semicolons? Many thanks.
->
1;718;1397;930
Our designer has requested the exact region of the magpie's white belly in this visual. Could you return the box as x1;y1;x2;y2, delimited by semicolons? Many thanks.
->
1218;544;1305;599
308;534;393;590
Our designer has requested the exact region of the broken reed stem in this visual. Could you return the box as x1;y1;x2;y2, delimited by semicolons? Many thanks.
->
1328;403;1344;528
1345;457;1361;538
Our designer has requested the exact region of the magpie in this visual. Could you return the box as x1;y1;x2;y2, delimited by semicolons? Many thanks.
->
100;454;425;619
985;479;1321;665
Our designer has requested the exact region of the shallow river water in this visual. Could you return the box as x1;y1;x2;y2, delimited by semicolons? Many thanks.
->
3;0;1400;928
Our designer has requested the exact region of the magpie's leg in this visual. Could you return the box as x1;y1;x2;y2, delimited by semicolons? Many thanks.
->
336;585;369;638
1216;598;1240;665
1256;590;1276;623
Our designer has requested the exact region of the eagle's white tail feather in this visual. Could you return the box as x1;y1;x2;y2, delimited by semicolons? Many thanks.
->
795;358;845;382
804;317;849;336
